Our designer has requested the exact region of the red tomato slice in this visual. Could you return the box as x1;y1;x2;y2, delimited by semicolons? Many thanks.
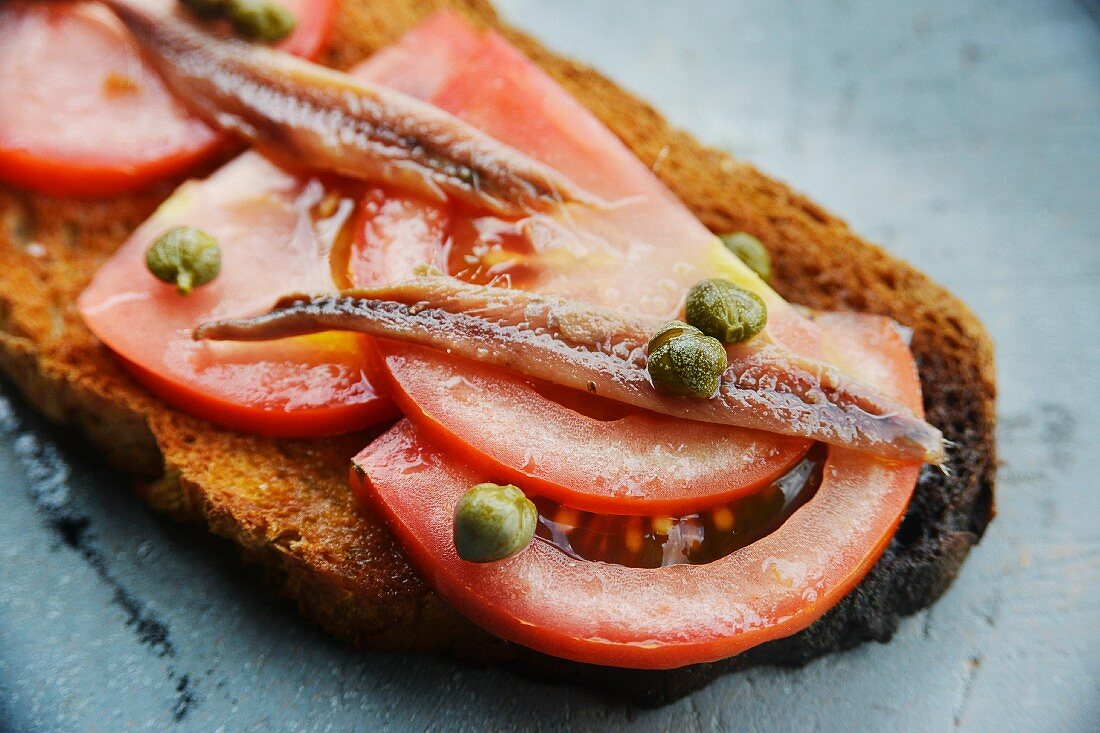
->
377;344;809;515
352;313;923;669
78;151;397;437
345;188;451;288
0;0;335;197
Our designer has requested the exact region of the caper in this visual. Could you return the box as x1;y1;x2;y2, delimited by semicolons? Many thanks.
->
719;232;772;283
145;226;221;296
453;483;537;563
685;278;767;344
180;0;230;20
647;320;697;352
227;0;297;43
647;322;728;398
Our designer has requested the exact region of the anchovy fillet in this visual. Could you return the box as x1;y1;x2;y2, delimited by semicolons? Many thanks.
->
195;276;945;464
97;0;601;216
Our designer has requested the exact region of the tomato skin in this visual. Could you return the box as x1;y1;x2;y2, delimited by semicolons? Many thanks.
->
0;0;336;197
341;187;810;515
0;132;228;199
118;346;399;438
352;313;924;669
74;50;410;438
351;216;812;513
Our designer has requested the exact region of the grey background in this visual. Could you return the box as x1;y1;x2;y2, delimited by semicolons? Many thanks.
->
2;0;1098;730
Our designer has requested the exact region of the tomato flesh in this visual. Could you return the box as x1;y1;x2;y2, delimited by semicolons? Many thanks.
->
345;188;451;288
352;312;923;669
78;151;397;436
0;0;336;197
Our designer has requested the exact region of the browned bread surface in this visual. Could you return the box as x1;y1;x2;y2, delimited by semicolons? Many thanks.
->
0;0;995;705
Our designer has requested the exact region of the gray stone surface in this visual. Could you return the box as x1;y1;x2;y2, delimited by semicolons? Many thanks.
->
1;0;1098;730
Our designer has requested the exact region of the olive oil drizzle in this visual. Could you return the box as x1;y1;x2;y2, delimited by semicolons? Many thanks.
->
532;444;827;568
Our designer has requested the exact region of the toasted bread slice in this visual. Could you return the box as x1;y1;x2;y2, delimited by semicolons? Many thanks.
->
0;0;995;705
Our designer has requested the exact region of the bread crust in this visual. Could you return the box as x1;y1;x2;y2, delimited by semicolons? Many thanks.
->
0;0;995;705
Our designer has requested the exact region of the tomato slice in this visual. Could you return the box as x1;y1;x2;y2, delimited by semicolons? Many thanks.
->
352;313;923;669
377;344;809;514
0;0;335;197
78;151;397;437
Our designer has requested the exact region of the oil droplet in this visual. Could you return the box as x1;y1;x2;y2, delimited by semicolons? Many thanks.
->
625;517;644;554
555;506;579;528
652;517;673;535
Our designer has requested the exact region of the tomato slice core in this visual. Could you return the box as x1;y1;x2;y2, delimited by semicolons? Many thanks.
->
0;0;336;197
352;312;924;669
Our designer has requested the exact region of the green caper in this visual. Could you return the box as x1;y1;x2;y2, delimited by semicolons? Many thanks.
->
180;0;230;20
227;0;297;43
647;322;728;398
719;232;772;283
453;483;537;563
685;278;767;344
145;226;221;296
647;320;697;352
